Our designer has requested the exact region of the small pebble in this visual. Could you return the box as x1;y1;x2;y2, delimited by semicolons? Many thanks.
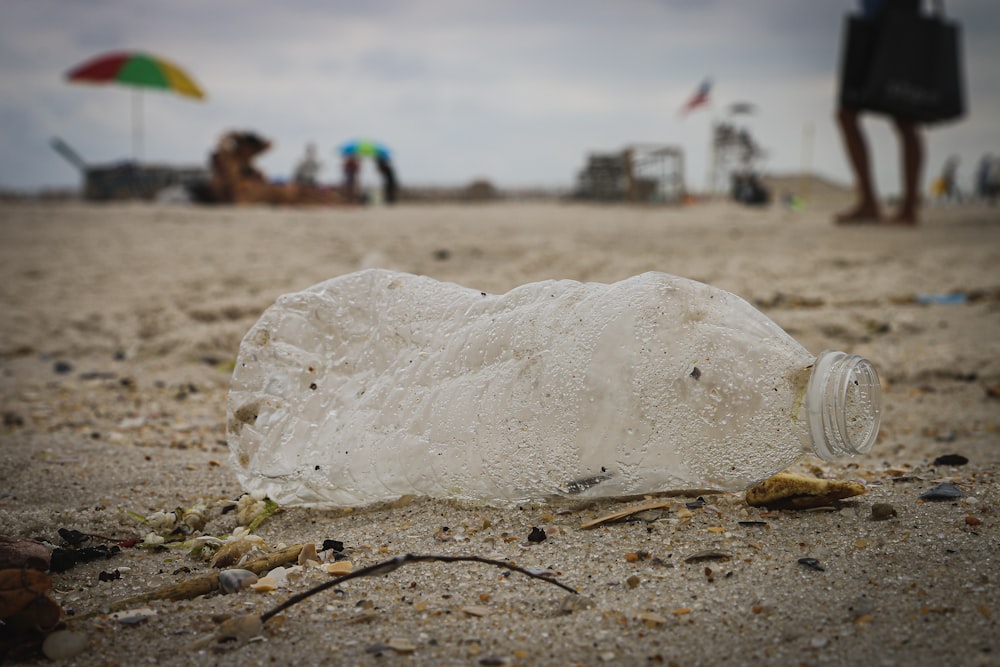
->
387;637;418;654
42;630;89;660
798;557;825;572
920;482;963;501
933;454;968;466
685;497;706;509
683;549;731;563
870;503;898;521
219;568;258;594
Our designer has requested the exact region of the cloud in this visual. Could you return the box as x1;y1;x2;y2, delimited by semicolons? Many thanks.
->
1;0;998;193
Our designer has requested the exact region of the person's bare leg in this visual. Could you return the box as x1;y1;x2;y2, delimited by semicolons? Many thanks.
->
836;108;881;222
890;118;923;224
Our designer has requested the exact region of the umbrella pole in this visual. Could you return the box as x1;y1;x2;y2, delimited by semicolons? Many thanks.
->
132;88;143;162
130;89;146;199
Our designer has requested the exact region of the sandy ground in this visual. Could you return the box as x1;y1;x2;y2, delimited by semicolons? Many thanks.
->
1;198;998;666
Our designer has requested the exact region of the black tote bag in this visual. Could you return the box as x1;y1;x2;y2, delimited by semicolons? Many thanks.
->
838;3;966;124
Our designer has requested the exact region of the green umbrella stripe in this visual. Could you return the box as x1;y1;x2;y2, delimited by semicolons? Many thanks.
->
117;54;171;89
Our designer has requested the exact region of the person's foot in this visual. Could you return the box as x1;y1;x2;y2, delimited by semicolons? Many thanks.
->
885;211;918;226
835;204;881;225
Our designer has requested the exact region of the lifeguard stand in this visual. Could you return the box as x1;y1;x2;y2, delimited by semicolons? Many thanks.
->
574;143;684;203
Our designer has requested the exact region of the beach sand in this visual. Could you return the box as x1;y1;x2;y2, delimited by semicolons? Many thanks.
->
1;198;998;665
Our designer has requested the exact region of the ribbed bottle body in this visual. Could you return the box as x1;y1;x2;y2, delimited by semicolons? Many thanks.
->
229;270;831;507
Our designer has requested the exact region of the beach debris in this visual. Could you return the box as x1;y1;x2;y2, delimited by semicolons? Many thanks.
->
109;607;157;625
919;482;963;501
527;527;547;543
324;561;353;575
744;473;866;510
191;613;264;652
0;536;51;571
297;542;319;565
77;544;305;617
580;499;674;529
49;540;121;573
209;531;265;569
257;554;577;626
933;454;968;466
797;558;825;572
870;503;898;521
685;496;707;509
636;611;669;627
41;629;89;660
559;594;594;614
683;550;732;563
218;569;258;594
0;568;62;633
386;637;418;654
462;605;492;617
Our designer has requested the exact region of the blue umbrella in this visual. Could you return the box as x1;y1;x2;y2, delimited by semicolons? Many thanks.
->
339;139;390;159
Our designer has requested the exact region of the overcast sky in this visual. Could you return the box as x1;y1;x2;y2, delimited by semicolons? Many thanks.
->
1;0;998;195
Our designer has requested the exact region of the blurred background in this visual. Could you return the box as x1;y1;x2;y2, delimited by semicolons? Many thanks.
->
1;0;997;200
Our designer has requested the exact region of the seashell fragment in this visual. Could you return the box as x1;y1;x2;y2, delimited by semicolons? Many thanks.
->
297;543;319;565
745;473;866;509
218;569;258;594
249;576;278;593
324;561;353;575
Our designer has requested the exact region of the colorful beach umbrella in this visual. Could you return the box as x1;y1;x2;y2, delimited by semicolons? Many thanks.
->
66;51;205;159
339;139;391;160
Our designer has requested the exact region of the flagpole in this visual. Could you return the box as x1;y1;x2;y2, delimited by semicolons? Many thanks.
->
800;122;814;205
705;116;717;197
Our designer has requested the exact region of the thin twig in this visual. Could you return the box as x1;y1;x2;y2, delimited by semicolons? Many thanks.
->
260;553;578;624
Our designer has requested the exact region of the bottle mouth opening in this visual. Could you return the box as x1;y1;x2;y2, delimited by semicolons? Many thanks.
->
807;350;882;460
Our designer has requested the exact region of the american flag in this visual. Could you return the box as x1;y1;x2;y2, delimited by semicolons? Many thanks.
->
680;78;712;115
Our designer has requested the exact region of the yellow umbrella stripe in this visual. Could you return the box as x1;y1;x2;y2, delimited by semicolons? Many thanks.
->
161;59;205;99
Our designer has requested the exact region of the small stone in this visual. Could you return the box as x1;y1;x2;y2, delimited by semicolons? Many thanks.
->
933;454;968;466
636;611;668;626
559;594;594;614
211;614;262;649
462;605;491;617
53;360;74;374
870;503;897;521
110;607;156;625
386;637;418;654
626;575;640;589
219;569;258;594
920;482;963;501
798;557;825;572
42;630;88;660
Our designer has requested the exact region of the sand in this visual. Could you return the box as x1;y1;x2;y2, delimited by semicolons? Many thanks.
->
1;198;998;665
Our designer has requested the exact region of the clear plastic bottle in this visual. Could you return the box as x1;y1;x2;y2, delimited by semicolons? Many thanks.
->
227;270;881;507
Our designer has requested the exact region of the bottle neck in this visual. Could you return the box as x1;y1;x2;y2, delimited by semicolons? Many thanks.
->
805;350;882;460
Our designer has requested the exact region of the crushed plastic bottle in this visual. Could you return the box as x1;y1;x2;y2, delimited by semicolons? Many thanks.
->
227;269;881;507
